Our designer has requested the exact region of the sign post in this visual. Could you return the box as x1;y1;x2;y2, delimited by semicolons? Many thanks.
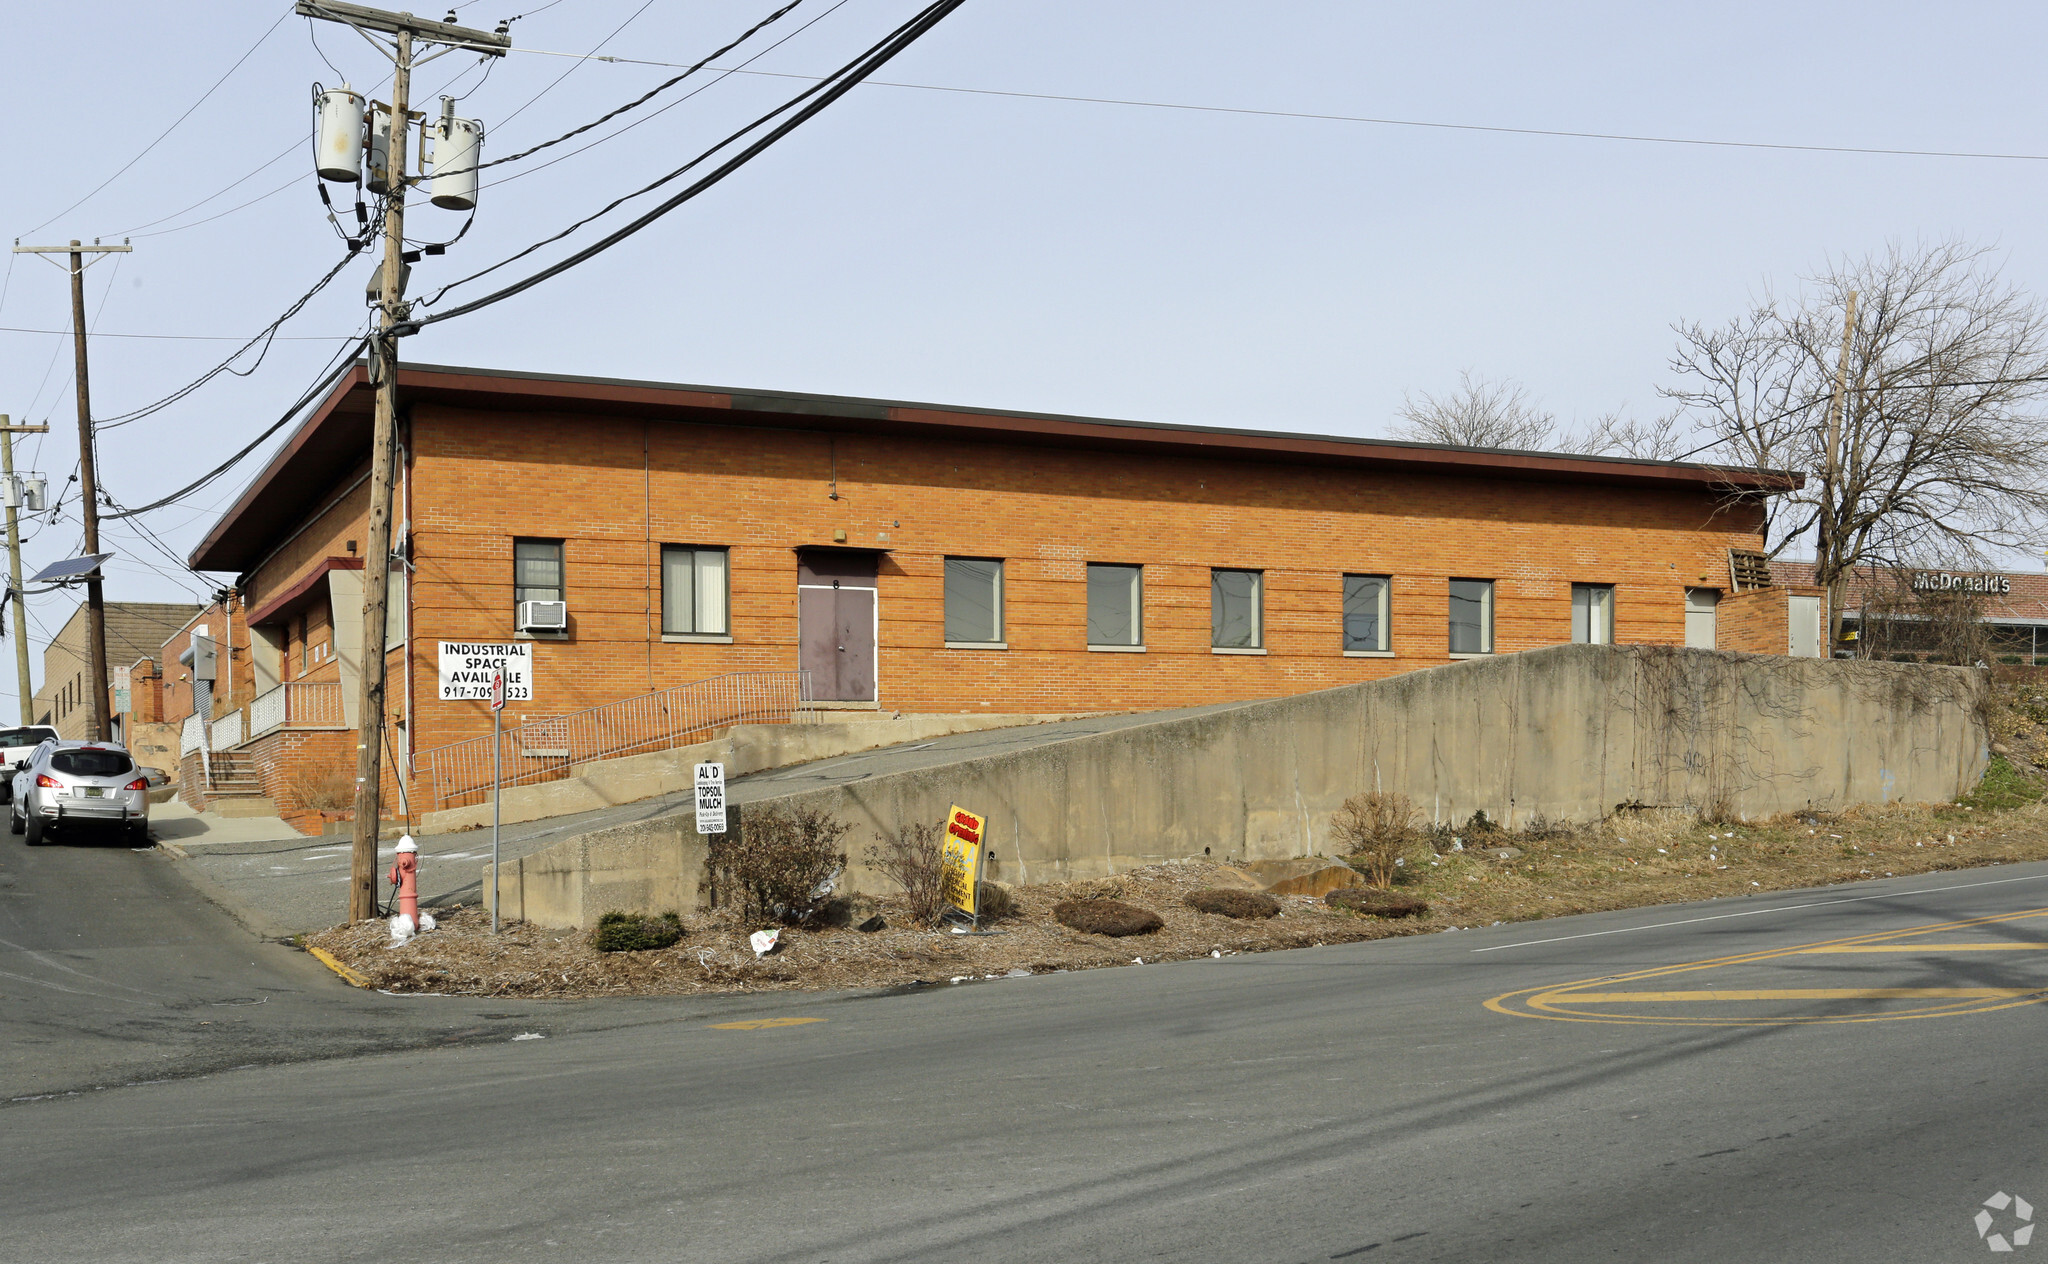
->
938;804;988;929
490;667;506;933
694;762;727;835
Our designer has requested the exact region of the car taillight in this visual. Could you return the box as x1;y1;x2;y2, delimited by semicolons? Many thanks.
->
126;778;149;791
35;774;59;788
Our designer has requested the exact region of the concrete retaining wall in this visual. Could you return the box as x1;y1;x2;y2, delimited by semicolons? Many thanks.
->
486;646;1988;927
419;711;1099;834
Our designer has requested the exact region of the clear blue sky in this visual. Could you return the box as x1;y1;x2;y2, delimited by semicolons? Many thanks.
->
4;1;2046;714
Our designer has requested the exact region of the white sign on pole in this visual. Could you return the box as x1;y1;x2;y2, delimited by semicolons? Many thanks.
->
694;762;727;835
489;668;507;712
438;641;532;702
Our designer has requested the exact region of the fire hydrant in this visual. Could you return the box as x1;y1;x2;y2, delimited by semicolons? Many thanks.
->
387;835;420;928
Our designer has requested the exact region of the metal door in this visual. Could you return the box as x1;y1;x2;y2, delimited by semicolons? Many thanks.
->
797;551;879;702
1787;594;1823;658
1684;588;1719;649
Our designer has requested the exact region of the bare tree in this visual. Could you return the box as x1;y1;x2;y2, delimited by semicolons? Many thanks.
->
1394;370;1557;450
1575;408;1691;461
1665;240;2048;647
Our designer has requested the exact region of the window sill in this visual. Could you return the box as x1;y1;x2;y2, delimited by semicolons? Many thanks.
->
1088;644;1146;653
662;633;733;644
945;641;1007;650
1343;649;1395;658
1212;646;1267;656
515;629;570;642
1448;651;1494;659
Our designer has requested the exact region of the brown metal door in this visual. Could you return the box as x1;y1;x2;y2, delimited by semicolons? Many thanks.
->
797;551;880;702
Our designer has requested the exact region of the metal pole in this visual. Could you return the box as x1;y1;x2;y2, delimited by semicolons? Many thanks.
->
68;244;110;742
491;700;501;933
1;423;35;723
349;26;412;922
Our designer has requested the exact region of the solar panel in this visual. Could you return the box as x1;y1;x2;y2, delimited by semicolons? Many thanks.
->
30;553;112;584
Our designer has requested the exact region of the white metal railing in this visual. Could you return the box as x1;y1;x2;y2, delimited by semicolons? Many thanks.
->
210;710;243;751
415;670;815;811
249;687;286;738
246;681;347;741
180;712;207;756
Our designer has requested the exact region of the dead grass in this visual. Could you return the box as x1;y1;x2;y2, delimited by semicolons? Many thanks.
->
1184;888;1281;919
1054;898;1166;936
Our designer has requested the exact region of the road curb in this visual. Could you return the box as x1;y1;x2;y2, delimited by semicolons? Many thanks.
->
305;944;370;989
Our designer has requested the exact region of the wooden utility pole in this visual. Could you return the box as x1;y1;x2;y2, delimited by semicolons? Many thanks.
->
0;417;51;724
11;240;130;740
1820;291;1859;657
296;1;507;920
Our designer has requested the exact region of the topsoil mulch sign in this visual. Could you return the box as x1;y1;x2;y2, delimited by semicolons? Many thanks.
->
938;804;986;916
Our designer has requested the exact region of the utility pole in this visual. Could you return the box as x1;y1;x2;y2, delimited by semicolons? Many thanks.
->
1820;291;1859;658
297;1;507;920
0;417;50;725
11;240;130;740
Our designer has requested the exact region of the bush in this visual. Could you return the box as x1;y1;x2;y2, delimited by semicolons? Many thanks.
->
863;821;948;925
1329;790;1419;888
1326;888;1429;918
1054;898;1164;937
591;910;684;952
2002;654;2026;665
704;804;851;924
976;880;1017;921
1184;888;1281;919
288;766;355;811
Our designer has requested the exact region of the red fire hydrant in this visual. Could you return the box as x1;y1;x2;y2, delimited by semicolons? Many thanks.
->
387;836;419;928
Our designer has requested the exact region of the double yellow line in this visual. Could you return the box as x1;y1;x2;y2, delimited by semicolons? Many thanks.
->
1486;907;2048;1026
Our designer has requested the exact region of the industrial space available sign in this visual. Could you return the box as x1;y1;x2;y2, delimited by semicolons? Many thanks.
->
438;642;533;702
695;762;727;835
939;804;986;916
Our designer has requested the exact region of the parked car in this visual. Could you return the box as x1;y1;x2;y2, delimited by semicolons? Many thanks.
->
137;766;171;789
0;726;59;803
10;739;150;846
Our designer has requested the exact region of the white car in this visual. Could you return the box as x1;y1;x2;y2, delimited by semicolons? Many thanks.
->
10;739;151;846
0;726;58;804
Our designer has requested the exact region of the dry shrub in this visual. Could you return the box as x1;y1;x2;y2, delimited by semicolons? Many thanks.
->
1598;807;1696;850
288;766;354;811
1330;791;1419;888
863;821;947;925
1184;888;1281;920
704;804;851;925
1054;898;1164;937
976;880;1017;921
591;911;683;952
1326;888;1429;918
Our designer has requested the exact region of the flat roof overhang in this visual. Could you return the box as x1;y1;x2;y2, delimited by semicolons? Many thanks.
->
191;362;1804;573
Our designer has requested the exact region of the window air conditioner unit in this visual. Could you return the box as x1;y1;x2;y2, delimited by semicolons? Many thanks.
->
517;600;568;632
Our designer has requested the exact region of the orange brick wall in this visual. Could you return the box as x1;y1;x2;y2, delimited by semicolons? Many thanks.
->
1718;587;1789;655
375;403;1767;751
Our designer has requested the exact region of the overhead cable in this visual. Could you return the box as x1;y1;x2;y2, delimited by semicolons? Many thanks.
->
408;0;969;328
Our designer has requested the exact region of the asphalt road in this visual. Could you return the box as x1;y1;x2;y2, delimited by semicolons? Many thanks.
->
9;841;2048;1262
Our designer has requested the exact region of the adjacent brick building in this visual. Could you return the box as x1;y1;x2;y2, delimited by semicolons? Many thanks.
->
181;362;1801;822
33;601;204;740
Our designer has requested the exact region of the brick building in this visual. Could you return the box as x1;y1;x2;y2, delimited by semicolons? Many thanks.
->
1770;558;2048;662
181;362;1800;823
33;600;204;740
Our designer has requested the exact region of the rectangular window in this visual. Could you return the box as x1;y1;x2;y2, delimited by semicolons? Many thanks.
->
1343;574;1391;653
1571;583;1615;645
513;538;564;606
1211;569;1263;649
943;558;1003;644
661;546;730;635
1087;563;1143;647
1448;578;1495;654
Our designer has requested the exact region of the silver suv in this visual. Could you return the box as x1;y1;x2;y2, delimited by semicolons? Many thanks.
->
10;740;150;846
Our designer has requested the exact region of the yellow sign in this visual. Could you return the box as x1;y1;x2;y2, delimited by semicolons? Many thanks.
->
938;803;986;915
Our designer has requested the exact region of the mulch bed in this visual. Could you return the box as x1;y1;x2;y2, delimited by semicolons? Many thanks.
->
304;860;1429;998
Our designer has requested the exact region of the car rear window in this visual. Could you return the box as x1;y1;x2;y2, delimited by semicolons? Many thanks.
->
0;728;54;747
51;750;134;778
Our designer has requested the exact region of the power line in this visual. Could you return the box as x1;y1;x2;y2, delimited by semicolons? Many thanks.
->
24;11;292;234
506;60;2048;165
1;325;356;342
409;0;968;325
101;336;370;521
498;0;658;130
